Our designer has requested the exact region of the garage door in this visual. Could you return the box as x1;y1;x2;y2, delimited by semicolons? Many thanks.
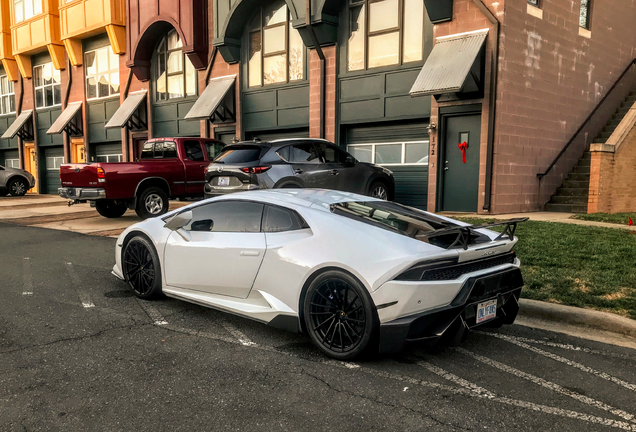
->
95;143;123;163
245;128;309;142
1;150;19;168
44;147;64;195
345;122;429;210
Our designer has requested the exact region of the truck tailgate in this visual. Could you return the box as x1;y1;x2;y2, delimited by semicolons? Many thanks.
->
59;164;99;187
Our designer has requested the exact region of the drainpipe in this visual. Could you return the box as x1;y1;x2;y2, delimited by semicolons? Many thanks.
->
306;0;325;139
17;74;24;170
202;47;218;138
471;0;499;212
63;57;72;163
122;69;133;161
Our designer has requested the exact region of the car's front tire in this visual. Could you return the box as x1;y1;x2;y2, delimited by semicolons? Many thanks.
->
95;200;128;218
303;270;378;360
369;181;390;201
122;236;163;299
8;178;28;196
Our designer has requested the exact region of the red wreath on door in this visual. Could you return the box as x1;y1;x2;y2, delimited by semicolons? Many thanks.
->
458;141;468;164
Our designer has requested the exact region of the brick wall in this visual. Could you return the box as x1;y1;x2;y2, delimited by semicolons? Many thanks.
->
309;46;336;143
589;125;636;213
493;0;636;213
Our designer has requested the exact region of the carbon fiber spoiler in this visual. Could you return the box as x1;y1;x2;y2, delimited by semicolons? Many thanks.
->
425;217;529;250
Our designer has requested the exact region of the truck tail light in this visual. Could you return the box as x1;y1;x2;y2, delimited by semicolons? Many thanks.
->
240;166;271;174
97;167;106;183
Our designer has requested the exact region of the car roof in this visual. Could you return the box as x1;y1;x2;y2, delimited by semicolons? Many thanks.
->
214;189;379;210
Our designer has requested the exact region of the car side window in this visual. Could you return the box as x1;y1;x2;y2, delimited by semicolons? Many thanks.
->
318;143;350;164
184;140;205;161
186;201;264;233
140;142;154;159
289;143;320;164
263;205;308;233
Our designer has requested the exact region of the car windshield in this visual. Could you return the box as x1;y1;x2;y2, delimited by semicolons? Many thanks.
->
213;146;262;164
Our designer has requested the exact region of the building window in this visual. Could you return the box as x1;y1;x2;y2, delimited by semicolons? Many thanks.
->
96;154;123;163
85;46;120;100
248;0;305;87
34;63;61;109
13;0;42;24
347;141;429;165
0;75;15;115
579;0;591;29
348;0;425;72
46;156;64;170
527;0;539;6
4;159;19;168
155;29;197;101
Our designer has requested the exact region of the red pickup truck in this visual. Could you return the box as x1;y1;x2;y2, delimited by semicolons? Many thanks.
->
59;138;225;219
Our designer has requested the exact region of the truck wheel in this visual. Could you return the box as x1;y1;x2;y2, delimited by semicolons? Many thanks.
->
135;187;169;220
8;178;28;196
95;200;128;218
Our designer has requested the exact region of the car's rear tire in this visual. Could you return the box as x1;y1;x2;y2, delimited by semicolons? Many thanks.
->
303;270;378;360
8;178;28;196
95;200;128;218
369;181;389;201
135;187;169;219
122;236;163;299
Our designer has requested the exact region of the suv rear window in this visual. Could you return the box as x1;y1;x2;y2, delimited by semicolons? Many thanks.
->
213;146;262;164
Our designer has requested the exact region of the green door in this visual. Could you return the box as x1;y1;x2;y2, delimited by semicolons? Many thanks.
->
441;115;481;212
44;147;64;195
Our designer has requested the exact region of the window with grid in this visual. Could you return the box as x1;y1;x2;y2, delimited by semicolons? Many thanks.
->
248;0;305;87
34;63;61;109
96;154;123;163
579;0;591;29
46;156;64;170
0;75;15;115
347;141;429;166
155;29;197;101
527;0;539;6
4;159;19;168
13;0;42;23
85;46;120;100
348;0;425;71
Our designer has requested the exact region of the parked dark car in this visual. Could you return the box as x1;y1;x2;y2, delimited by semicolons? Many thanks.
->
204;139;395;200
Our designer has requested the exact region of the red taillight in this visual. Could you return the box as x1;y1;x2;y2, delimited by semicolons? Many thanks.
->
240;166;271;174
204;166;209;174
97;167;106;181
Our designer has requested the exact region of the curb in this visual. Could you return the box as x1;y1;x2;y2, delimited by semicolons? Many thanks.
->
518;299;636;338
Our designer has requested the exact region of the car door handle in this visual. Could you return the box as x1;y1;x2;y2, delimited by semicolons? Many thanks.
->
294;169;304;174
330;170;339;176
240;250;260;257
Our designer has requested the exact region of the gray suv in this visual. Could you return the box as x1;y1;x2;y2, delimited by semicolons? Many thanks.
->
204;139;394;200
0;165;35;196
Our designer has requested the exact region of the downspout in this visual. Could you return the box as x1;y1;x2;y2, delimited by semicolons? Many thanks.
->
63;57;72;163
306;0;325;139
202;47;218;138
17;74;24;169
471;0;499;212
122;68;133;161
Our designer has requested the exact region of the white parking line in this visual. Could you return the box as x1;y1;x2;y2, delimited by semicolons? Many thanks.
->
457;347;636;423
65;263;95;308
136;299;168;325
482;332;636;392
415;359;636;431
476;331;635;361
217;318;256;346
22;257;33;296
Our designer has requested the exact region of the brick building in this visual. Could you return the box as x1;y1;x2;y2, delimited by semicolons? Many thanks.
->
0;0;634;215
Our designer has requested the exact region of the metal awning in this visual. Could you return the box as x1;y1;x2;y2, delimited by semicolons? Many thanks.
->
410;29;489;97
185;75;236;122
105;91;147;130
47;101;83;135
2;110;33;140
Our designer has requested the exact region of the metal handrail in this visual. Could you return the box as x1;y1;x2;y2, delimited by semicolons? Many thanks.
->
537;58;636;179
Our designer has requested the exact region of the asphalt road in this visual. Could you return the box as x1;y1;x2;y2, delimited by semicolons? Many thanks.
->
1;223;636;432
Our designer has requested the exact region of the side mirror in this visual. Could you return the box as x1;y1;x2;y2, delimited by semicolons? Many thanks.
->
190;219;214;232
344;156;357;167
165;210;193;231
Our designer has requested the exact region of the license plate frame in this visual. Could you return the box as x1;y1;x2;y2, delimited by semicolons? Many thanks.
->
476;299;497;324
218;177;230;187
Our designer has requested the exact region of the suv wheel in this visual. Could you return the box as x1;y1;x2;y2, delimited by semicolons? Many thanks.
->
8;178;28;196
369;181;389;200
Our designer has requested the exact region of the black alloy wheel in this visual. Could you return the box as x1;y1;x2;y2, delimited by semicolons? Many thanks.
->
8;178;28;196
369;181;389;201
122;236;163;299
304;270;377;360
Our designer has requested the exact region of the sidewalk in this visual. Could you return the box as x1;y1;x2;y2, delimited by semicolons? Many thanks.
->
441;211;636;231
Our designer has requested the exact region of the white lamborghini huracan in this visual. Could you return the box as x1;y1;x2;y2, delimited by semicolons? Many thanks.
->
113;189;526;360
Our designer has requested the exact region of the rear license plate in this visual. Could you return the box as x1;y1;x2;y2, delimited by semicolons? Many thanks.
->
218;177;230;187
476;299;497;324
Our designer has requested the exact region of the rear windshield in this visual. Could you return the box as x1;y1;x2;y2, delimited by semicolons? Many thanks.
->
213;146;262;164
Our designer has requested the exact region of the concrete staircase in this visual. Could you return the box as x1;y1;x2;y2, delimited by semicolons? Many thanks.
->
545;91;636;213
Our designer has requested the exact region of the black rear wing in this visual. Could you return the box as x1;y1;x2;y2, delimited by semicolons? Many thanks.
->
424;218;529;250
